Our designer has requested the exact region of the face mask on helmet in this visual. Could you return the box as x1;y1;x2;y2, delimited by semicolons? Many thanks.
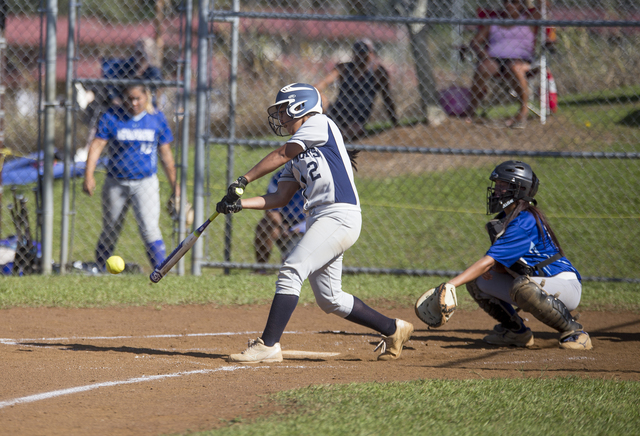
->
267;83;323;136
486;160;539;214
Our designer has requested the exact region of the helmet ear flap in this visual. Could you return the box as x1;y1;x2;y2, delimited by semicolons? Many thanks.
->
529;172;539;198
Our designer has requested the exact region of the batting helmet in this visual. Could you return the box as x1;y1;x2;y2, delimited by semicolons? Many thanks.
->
487;160;539;214
267;83;323;136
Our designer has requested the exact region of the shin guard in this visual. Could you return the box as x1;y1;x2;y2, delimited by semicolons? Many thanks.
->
466;279;525;332
510;275;582;333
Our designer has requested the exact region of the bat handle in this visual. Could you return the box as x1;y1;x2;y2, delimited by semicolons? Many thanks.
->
150;270;163;283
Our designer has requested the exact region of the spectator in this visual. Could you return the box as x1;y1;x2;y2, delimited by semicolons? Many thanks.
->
315;39;398;141
82;82;178;271
467;0;540;129
254;169;306;274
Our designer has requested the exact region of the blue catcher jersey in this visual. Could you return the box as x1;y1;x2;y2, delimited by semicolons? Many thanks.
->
96;108;173;179
486;210;581;280
278;114;359;211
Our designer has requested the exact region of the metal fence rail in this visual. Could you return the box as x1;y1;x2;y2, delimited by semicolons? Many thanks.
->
197;2;640;282
0;0;638;282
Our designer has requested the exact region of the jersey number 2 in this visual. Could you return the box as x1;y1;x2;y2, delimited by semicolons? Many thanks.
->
307;161;322;181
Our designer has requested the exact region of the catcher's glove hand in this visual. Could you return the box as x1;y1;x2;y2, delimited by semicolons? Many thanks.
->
166;194;194;226
415;282;457;328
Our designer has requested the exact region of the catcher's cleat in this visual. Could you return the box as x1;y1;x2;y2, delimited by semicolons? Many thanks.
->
484;327;534;347
559;330;593;350
227;338;283;363
375;319;414;361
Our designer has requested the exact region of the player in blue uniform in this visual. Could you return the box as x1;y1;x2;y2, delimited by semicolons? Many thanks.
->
83;82;178;271
254;169;306;273
216;83;413;363
441;160;592;349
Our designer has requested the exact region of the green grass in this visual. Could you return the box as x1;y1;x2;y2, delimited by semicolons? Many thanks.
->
2;87;639;279
193;378;640;436
1;272;638;310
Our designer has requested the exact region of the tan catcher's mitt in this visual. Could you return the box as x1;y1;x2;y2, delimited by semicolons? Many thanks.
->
415;282;458;328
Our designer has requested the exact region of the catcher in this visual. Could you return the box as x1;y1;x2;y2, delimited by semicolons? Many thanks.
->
416;160;592;350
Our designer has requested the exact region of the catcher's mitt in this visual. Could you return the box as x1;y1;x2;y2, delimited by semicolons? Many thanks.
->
415;282;458;328
166;194;194;226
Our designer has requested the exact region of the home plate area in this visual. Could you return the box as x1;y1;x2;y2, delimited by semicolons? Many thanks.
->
0;305;637;436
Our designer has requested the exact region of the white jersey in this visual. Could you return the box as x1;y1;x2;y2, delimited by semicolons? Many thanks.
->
278;114;360;212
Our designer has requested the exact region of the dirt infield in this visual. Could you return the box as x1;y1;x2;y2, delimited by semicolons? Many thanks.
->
1;305;639;435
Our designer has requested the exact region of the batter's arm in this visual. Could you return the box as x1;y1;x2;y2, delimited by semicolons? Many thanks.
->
242;181;299;211
83;137;108;196
242;142;304;184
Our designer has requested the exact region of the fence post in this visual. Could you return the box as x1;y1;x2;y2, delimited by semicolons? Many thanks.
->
191;0;210;276
40;0;58;274
59;0;78;273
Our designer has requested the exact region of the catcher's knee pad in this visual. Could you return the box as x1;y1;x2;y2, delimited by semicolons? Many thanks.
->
510;275;582;333
466;279;524;331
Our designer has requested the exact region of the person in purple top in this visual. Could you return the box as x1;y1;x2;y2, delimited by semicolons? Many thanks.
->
432;161;592;350
467;0;540;128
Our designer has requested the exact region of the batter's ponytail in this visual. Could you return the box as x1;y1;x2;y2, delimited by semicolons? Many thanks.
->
347;149;360;171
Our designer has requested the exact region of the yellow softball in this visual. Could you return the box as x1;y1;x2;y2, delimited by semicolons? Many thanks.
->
106;255;125;274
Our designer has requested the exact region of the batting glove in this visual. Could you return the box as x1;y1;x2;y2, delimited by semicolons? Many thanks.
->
216;196;243;214
227;176;248;202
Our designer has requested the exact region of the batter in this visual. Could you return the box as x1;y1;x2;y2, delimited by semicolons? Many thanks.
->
216;83;413;363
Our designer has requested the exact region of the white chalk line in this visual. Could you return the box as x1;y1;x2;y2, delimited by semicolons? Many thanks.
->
0;362;333;411
0;330;352;410
0;329;358;347
0;331;267;346
0;366;247;410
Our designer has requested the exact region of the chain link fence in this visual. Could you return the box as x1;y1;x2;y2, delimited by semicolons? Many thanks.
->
0;1;638;281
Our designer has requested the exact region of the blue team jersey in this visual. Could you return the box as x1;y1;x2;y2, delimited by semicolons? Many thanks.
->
486;210;581;280
267;170;306;226
96;107;173;180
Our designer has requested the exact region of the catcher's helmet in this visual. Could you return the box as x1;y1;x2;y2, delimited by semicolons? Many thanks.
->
267;83;323;136
487;160;539;214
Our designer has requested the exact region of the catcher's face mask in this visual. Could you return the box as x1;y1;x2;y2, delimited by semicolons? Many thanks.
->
487;180;520;214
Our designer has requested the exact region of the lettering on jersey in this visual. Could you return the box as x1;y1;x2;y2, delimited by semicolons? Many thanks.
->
294;148;322;181
117;128;156;143
294;148;321;161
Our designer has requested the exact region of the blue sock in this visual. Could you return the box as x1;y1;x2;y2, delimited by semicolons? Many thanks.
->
146;240;166;269
96;243;113;271
345;297;396;336
262;294;299;347
497;299;527;332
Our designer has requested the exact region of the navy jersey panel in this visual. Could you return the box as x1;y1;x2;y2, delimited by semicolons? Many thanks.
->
317;125;358;205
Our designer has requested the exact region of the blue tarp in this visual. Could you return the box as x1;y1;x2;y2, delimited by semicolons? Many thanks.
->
1;151;91;185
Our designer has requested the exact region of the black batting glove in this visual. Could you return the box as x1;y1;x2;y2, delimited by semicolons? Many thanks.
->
227;176;248;202
216;196;243;214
